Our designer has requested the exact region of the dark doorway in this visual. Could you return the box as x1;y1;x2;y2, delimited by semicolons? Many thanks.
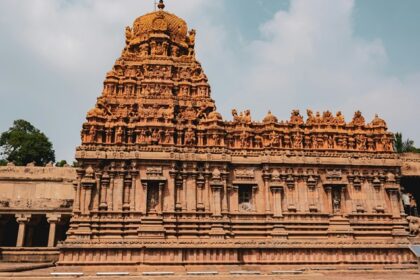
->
26;215;49;247
56;215;71;244
1;215;18;246
146;182;160;213
332;187;342;215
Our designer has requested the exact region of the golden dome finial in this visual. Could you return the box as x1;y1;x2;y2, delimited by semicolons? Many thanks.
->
157;0;165;10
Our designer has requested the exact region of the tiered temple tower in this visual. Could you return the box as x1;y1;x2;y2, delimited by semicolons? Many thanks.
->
59;2;416;267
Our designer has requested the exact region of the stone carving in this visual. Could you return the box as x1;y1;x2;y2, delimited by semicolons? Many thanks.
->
289;110;304;125
407;216;420;236
350;110;365;126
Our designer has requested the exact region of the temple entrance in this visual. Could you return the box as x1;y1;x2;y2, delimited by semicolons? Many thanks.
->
0;215;18;246
146;182;160;214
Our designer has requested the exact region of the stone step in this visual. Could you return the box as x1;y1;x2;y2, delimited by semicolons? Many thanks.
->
311;267;337;270
230;270;261;275
142;271;175;276
50;272;84;276
187;271;219;275
96;272;130;276
272;270;304;275
347;266;373;270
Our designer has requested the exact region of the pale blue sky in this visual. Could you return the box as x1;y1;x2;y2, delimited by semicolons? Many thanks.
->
0;0;419;162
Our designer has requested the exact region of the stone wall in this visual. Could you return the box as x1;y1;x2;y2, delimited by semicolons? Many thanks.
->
0;165;76;262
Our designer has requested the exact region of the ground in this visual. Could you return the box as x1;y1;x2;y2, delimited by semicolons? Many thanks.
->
0;264;418;280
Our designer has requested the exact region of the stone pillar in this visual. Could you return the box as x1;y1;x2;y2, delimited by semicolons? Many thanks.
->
196;175;205;211
341;186;348;214
252;186;258;212
182;174;188;211
263;174;271;213
221;174;228;213
123;174;132;211
130;172;137;211
73;180;80;213
99;173;110;210
387;190;401;218
230;186;239;213
167;168;176;212
325;186;333;214
15;214;31;247
272;187;283;217
46;214;61;247
108;172;115;211
175;178;182;211
211;185;222;216
142;182;148;213
158;182;165;213
204;174;211;211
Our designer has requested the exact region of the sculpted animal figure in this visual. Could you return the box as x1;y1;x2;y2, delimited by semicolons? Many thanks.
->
407;216;420;236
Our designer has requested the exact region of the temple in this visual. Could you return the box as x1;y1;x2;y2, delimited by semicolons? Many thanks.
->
53;1;420;267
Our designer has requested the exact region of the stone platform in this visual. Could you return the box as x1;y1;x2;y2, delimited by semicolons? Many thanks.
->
0;266;418;280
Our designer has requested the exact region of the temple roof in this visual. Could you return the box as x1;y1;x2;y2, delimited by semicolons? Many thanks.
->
78;2;395;155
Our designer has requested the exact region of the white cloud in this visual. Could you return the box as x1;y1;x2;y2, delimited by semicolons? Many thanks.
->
219;0;419;146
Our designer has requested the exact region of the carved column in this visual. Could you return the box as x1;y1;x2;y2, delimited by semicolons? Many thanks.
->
130;171;137;211
73;169;84;213
387;189;401;218
72;180;80;213
175;176;182;211
325;186;333;214
230;186;239;213
81;168;95;215
142;182;148;213
182;173;188;211
190;172;197;212
167;167;177;212
196;174;205;211
221;174;228;213
93;172;101;211
46;214;61;247
123;174;132;211
15;214;31;247
108;172;115;211
158;182;165;213
99;173;109;210
271;187;283;217
252;186;258;212
263;173;271;213
204;173;211;211
211;185;222;216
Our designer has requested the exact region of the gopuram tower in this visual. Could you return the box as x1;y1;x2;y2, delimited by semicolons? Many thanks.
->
59;1;417;267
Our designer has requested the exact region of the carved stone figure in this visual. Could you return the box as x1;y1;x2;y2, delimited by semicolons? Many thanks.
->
290;110;304;125
407;216;420;236
351;111;365;126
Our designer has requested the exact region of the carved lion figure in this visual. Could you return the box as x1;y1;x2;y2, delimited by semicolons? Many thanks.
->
407;216;420;236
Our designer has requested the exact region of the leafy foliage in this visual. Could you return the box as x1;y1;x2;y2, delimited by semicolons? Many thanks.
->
55;160;68;167
0;120;55;166
394;132;418;153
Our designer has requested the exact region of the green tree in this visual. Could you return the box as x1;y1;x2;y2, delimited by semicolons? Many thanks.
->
0;119;55;166
394;132;417;153
55;160;68;167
